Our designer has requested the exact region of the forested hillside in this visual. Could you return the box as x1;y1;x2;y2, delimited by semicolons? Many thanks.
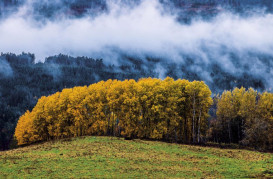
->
0;53;268;150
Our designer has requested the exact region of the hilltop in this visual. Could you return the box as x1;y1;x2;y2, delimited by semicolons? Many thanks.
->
0;136;272;178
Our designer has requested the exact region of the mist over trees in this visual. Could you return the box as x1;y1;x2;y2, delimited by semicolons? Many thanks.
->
1;0;272;90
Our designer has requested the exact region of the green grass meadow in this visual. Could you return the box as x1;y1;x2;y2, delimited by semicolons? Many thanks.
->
0;136;272;178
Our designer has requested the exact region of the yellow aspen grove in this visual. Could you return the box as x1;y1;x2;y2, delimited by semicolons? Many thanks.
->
186;81;212;143
195;82;213;143
252;92;273;150
31;96;50;141
67;86;89;137
161;77;185;142
216;90;235;143
214;87;273;150
14;110;35;145
52;89;73;138
175;79;190;142
14;78;213;145
117;79;140;138
137;78;165;139
238;88;257;142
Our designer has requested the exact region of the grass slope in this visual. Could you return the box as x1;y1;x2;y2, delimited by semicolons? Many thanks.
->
0;136;272;178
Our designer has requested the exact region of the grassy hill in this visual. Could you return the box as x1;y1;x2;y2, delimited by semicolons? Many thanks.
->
0;137;272;178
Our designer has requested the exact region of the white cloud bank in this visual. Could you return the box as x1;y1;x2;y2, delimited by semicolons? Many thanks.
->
0;0;273;89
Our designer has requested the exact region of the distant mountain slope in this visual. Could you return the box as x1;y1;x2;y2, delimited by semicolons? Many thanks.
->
0;136;272;178
1;0;273;20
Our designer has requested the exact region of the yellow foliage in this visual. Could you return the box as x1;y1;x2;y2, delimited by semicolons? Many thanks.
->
14;77;213;145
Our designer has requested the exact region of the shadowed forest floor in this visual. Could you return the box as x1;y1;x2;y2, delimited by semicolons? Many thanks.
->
0;136;272;178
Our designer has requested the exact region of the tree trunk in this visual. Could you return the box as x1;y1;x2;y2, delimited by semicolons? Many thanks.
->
237;121;240;142
228;119;231;143
192;95;196;143
184;117;188;143
198;109;201;143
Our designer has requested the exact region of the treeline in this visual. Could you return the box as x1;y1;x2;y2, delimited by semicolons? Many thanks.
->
209;88;273;150
14;80;273;151
15;78;212;145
